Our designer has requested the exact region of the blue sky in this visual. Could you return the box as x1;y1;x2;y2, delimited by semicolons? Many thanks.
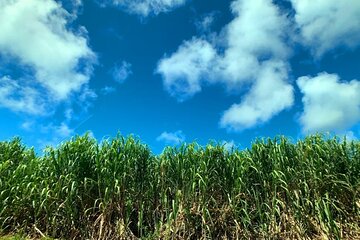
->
0;0;360;153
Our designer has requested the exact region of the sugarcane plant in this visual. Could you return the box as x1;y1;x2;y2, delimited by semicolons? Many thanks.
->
0;133;359;239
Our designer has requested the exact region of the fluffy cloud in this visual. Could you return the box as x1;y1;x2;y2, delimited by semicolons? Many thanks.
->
101;86;117;95
216;0;289;86
156;38;217;100
220;61;294;130
0;0;95;114
297;73;360;133
157;0;294;130
157;130;185;145
111;61;132;83
101;0;187;17
291;0;360;57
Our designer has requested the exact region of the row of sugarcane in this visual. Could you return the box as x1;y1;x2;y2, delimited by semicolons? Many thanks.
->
0;133;359;239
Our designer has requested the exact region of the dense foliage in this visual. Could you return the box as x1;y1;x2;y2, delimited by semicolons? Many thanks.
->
0;134;359;239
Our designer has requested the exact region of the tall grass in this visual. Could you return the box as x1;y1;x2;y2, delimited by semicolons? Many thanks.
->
0;134;359;239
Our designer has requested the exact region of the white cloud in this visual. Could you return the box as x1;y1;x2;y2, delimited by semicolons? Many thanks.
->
220;61;294;130
64;108;74;121
111;61;132;83
21;121;34;131
0;76;46;115
101;86;117;95
157;0;294;130
157;130;185;145
216;0;289;86
61;0;83;15
55;122;74;138
156;38;217;100
39;122;74;139
195;13;216;33
71;0;82;7
102;0;187;17
38;122;75;148
291;0;360;57
0;0;96;114
297;73;360;133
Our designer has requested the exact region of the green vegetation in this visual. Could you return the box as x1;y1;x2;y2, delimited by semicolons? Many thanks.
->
0;236;25;240
0;134;359;239
0;235;54;240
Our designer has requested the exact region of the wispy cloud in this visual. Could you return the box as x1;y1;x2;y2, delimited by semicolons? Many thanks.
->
101;86;117;95
111;61;132;83
195;12;217;33
157;130;185;145
37;122;75;149
0;76;46;115
20;121;34;131
99;0;187;17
